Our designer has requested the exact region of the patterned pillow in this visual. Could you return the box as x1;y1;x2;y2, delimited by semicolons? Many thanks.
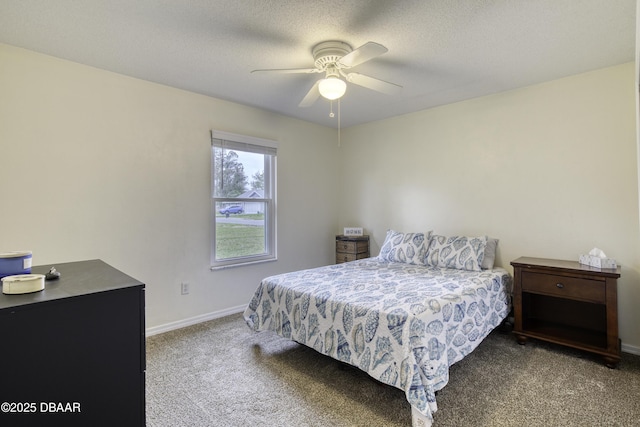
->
425;235;487;271
377;229;432;265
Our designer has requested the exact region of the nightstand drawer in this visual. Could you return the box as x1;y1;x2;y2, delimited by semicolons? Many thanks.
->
336;240;368;254
522;271;605;303
336;253;357;263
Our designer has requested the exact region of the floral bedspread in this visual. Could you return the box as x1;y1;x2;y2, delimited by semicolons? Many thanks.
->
243;258;511;425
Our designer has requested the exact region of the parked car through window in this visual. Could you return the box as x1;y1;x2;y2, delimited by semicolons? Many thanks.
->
219;205;244;215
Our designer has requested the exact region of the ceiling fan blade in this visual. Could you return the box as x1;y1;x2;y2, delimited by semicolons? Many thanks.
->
346;73;402;95
251;68;321;74
298;80;321;107
338;42;388;68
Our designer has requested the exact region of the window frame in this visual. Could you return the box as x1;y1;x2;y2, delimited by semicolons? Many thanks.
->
210;130;277;270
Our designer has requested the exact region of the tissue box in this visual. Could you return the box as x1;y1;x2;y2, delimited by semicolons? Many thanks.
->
579;254;617;269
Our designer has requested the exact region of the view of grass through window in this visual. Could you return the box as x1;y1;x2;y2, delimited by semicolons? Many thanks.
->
215;213;265;259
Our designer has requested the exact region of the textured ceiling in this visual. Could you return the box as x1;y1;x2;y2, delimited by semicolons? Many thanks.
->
0;0;635;128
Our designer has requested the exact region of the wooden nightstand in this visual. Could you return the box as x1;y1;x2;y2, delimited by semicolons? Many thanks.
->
511;256;621;367
335;235;370;264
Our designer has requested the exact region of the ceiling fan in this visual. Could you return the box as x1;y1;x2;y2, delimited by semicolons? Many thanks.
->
251;41;402;107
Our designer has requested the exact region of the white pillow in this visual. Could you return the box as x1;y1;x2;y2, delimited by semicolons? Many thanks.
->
481;237;499;269
377;229;432;265
426;235;487;271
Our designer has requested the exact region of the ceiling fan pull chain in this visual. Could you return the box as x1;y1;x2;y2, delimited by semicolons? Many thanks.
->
338;98;341;148
329;100;335;118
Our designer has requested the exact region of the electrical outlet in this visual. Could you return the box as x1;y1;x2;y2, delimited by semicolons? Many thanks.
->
181;282;189;295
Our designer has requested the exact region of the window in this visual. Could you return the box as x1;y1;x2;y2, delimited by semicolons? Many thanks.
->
211;130;277;269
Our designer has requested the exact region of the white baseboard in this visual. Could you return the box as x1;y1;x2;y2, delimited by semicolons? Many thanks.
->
145;304;246;337
622;342;640;356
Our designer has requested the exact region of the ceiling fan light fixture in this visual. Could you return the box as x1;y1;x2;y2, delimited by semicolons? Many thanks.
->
318;77;346;100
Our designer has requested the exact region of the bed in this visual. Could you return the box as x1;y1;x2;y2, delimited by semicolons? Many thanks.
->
243;231;511;426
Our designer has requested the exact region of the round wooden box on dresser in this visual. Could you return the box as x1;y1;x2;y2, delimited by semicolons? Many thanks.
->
335;235;370;264
511;256;621;368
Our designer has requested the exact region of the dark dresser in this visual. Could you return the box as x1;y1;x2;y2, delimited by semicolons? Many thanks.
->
0;260;145;426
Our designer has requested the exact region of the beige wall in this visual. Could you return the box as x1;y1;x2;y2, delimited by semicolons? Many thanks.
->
0;43;340;329
2;43;638;351
340;63;640;350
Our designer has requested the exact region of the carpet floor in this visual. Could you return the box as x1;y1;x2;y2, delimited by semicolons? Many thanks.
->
146;313;640;427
